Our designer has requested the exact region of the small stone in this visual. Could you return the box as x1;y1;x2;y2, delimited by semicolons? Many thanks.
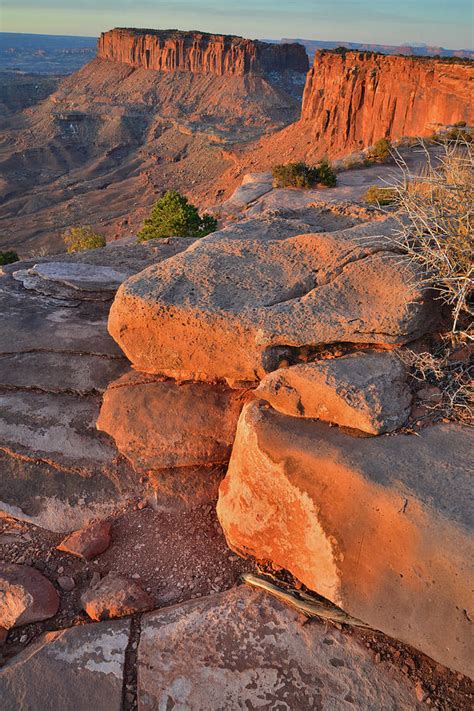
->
19;634;28;643
57;521;111;561
90;572;101;587
57;576;75;592
137;501;147;510
417;386;443;404
57;566;64;574
0;563;59;629
374;652;381;664
415;681;426;702
81;572;153;621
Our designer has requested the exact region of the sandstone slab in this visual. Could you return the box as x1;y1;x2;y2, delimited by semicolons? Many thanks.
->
0;351;127;395
81;572;153;621
138;586;424;709
0;389;141;532
255;351;411;433
217;401;473;677
0;619;130;711
221;171;273;211
30;262;128;291
109;221;434;382
0;564;59;629
97;371;244;471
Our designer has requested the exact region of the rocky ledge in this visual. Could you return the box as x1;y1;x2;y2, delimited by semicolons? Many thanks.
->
1;195;472;704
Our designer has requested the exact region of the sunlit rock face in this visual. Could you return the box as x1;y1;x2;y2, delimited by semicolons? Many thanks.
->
300;50;474;154
97;28;309;77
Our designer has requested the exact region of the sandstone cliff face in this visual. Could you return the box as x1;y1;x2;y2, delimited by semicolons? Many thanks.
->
98;28;309;77
300;51;474;152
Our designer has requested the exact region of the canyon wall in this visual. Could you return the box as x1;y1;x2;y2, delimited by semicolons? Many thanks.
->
97;28;309;77
301;51;474;152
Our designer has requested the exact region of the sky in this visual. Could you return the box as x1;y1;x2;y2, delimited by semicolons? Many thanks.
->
1;0;473;49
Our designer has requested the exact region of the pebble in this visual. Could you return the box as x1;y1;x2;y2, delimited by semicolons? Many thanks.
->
90;572;101;587
57;575;75;592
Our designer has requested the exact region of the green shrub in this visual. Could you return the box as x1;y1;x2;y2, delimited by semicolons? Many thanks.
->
272;160;337;189
366;137;392;163
272;162;318;188
317;158;337;187
0;250;19;265
63;226;106;253
363;185;398;206
138;191;217;242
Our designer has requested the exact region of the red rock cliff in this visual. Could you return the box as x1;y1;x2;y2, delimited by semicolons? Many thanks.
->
97;28;309;77
300;51;474;152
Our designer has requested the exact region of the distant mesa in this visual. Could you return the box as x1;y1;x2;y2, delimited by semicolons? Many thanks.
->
97;27;310;77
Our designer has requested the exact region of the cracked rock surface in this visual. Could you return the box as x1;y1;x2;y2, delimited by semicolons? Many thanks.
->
0;619;130;711
137;586;425;710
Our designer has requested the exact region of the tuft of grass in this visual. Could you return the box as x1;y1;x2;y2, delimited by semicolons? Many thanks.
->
63;226;106;253
363;186;398;206
0;250;19;265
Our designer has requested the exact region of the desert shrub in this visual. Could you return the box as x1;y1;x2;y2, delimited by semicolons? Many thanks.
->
363;186;398;206
389;139;473;336
445;126;473;144
63;226;106;253
138;191;217;242
272;162;318;189
366;137;392;163
0;250;19;265
272;161;337;189
317;158;337;187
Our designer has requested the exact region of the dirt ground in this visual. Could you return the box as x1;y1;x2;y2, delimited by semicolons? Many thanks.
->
1;501;472;710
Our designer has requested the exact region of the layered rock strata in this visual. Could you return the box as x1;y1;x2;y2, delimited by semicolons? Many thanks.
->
98;28;309;77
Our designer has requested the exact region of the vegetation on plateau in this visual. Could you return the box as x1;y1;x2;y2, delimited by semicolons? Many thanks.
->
272;160;337;189
138;191;218;242
386;139;473;423
363;186;398;206
0;250;19;265
63;226;106;253
365;137;392;163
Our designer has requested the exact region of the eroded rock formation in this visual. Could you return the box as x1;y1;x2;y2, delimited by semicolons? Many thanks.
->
300;51;474;153
98;28;309;77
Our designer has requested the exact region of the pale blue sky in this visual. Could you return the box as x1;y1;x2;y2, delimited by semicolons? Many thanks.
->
1;0;473;48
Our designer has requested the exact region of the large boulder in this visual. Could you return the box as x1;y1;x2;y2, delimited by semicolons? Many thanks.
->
138;586;424;709
0;620;130;711
108;220;434;382
217;401;473;677
255;351;412;434
96;371;244;472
